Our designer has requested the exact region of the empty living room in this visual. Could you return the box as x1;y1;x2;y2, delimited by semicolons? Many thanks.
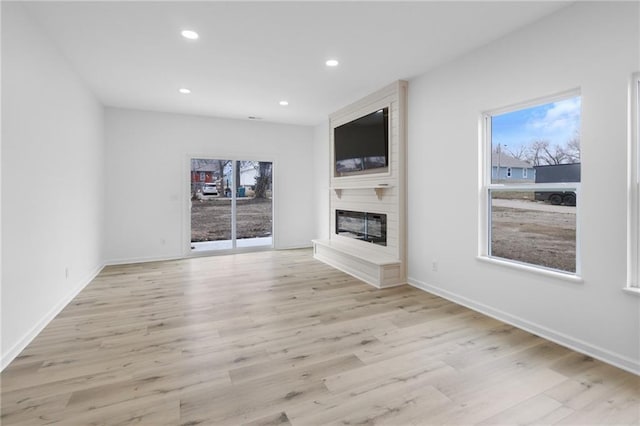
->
2;1;639;425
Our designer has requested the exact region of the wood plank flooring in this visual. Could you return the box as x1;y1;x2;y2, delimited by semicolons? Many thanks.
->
1;249;638;425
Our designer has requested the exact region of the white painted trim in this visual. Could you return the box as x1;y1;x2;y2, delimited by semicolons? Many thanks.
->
107;244;308;265
476;255;582;283
105;254;183;266
275;243;313;250
478;116;489;257
231;160;238;248
189;245;274;258
628;72;640;288
407;277;640;376
1;263;105;371
622;286;640;297
485;87;582;117
488;183;579;191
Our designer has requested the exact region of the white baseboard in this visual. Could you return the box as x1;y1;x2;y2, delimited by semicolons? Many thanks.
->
275;243;313;250
1;263;105;371
106;246;313;266
105;254;183;266
407;277;640;376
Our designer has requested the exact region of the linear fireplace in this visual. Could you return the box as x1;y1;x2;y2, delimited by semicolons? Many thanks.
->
335;210;387;246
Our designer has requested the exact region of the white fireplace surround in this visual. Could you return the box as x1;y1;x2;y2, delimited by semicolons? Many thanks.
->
313;81;407;288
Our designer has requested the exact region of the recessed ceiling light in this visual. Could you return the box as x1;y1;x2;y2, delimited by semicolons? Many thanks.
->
181;30;199;40
325;59;339;67
179;88;191;94
279;100;289;106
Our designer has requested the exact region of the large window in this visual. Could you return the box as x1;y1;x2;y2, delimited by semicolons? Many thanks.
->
481;92;581;275
629;74;640;289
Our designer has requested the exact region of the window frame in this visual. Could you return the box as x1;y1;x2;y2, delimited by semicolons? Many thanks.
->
628;73;640;290
479;89;582;278
523;168;528;179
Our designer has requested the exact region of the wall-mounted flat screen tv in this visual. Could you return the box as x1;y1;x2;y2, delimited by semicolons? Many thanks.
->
334;107;389;177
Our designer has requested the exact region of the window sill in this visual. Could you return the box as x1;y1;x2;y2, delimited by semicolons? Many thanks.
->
622;287;640;297
476;256;583;284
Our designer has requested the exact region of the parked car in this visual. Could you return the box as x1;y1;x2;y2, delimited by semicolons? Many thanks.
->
202;182;219;196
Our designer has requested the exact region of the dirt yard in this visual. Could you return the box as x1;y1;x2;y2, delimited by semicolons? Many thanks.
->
192;196;575;272
191;197;272;242
491;201;576;272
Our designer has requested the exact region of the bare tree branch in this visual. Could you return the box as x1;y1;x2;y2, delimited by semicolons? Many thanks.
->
506;145;528;161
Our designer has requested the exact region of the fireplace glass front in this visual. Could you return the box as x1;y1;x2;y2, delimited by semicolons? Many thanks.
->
336;210;387;246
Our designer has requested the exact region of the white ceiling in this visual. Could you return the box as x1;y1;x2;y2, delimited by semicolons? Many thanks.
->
23;1;571;126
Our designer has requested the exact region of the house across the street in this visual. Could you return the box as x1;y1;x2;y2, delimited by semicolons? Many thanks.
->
491;153;535;181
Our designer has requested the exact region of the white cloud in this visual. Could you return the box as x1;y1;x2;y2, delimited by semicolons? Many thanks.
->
528;97;581;134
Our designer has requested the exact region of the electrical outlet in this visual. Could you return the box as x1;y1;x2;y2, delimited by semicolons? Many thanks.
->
432;261;438;272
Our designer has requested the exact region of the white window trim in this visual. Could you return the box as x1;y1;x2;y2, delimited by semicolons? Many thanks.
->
523;168;528;179
477;255;583;283
627;73;640;292
479;89;582;278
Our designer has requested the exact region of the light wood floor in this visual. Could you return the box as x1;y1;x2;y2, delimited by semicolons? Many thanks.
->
1;249;638;425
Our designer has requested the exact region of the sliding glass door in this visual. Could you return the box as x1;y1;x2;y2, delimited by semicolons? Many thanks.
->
190;158;273;253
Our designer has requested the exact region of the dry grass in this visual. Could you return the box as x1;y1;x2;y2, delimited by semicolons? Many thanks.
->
491;206;576;272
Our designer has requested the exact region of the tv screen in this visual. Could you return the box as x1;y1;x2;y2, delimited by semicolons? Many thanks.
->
334;107;389;176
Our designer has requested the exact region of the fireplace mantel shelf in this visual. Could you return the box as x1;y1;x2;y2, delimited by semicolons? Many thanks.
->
331;184;393;200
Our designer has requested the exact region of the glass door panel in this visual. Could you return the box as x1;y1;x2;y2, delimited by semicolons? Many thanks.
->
236;161;273;248
190;158;232;251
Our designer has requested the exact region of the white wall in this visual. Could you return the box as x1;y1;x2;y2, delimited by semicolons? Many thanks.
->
3;0;638;376
407;1;640;373
1;3;105;368
104;108;314;263
313;120;331;240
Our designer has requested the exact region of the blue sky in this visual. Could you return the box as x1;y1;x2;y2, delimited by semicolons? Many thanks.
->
492;96;581;152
